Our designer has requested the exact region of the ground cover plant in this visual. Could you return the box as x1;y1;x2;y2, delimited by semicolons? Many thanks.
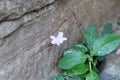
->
51;23;120;80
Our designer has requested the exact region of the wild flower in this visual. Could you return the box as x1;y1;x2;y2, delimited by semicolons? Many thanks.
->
50;32;67;46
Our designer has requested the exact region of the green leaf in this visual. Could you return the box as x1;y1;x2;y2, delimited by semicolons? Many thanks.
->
67;64;89;75
65;77;74;80
66;76;81;80
97;55;106;61
64;50;74;56
93;66;99;73
93;59;97;66
102;23;112;35
117;22;120;26
58;51;87;69
50;73;64;80
100;23;112;61
91;34;120;56
84;25;99;50
72;45;88;53
86;71;99;80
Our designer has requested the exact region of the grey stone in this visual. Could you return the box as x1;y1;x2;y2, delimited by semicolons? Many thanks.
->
99;47;120;80
0;1;81;80
0;39;3;46
0;0;55;21
0;21;21;38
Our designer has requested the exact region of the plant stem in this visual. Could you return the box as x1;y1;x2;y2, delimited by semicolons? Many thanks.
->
89;61;92;72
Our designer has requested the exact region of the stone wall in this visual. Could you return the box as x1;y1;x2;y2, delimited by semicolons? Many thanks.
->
0;0;120;80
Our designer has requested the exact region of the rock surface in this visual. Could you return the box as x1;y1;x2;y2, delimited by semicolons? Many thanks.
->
99;47;120;80
0;0;119;80
0;0;55;20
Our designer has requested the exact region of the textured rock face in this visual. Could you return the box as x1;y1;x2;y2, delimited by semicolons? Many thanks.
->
0;0;120;80
99;47;120;80
0;0;55;20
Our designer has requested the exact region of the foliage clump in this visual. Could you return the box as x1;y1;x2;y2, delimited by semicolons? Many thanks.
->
51;23;120;80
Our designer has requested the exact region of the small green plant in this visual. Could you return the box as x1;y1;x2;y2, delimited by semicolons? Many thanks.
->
51;23;120;80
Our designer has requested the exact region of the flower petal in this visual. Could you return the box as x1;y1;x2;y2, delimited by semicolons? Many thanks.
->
56;42;61;46
57;32;63;38
51;40;56;44
50;32;67;46
63;37;67;40
50;35;56;39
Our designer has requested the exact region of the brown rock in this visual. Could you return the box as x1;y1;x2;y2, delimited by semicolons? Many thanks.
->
0;0;119;80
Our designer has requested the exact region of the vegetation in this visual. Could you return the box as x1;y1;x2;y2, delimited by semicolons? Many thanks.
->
51;23;120;80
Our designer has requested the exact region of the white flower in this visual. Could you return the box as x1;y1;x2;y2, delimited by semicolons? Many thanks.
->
50;32;67;46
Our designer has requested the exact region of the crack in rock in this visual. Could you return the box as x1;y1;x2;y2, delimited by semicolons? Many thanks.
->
0;0;56;39
0;0;55;21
